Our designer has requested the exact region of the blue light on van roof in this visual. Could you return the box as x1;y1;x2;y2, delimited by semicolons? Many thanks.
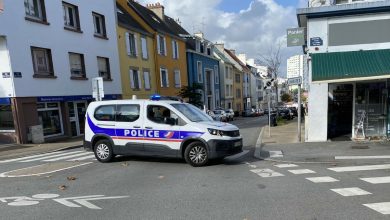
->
150;94;161;101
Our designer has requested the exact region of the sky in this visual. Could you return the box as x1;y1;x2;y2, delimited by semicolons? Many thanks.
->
139;0;308;77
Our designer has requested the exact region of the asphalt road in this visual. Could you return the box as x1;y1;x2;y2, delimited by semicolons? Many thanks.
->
0;116;390;220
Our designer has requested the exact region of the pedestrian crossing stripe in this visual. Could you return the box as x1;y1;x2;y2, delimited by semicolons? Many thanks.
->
306;176;339;183
360;176;390;184
328;164;390;172
330;187;371;197
0;151;96;163
363;202;390;215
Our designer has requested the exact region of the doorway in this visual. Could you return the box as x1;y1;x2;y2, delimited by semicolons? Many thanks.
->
67;101;87;136
328;84;353;140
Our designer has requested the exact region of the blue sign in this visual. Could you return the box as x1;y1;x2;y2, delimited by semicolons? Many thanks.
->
0;98;11;105
13;72;22;78
310;37;323;46
37;94;121;102
2;72;10;78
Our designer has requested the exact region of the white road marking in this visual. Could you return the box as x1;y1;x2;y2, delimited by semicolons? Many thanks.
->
0;162;92;177
20;151;85;162
74;196;130;210
335;155;390;160
274;164;298;168
306;176;339;183
250;169;284;177
53;195;129;210
360;176;390;184
43;152;91;162
0;151;65;163
288;169;316;174
225;150;249;160
67;154;96;161
331;187;372;197
363;202;390;215
269;151;283;158
328;164;390;172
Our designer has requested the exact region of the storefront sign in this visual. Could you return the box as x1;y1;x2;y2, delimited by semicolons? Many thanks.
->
310;37;323;46
37;95;120;103
287;28;306;47
2;72;10;78
13;72;22;78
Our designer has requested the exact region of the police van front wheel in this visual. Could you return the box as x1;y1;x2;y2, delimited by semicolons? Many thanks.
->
184;142;209;167
94;140;114;163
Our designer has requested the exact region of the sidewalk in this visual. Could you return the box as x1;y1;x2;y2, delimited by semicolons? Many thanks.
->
255;117;390;164
0;137;83;161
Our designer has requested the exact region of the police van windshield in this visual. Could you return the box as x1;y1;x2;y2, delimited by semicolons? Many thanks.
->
171;104;212;122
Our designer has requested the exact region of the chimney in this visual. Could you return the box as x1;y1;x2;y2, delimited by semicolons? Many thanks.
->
238;53;247;64
194;32;204;39
146;2;164;20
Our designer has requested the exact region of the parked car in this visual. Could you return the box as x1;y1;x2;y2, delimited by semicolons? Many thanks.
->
288;107;298;117
225;109;234;121
278;108;293;120
254;109;264;116
242;109;255;117
213;110;228;122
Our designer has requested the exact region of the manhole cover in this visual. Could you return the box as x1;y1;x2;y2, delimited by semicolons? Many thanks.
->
351;145;369;149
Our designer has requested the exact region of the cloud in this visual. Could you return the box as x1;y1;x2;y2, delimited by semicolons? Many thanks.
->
139;0;302;77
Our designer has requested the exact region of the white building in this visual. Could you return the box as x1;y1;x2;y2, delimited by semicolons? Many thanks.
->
213;44;234;110
287;55;308;90
297;0;390;142
0;0;121;143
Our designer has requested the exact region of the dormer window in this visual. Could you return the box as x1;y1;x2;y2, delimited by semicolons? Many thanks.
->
200;43;204;53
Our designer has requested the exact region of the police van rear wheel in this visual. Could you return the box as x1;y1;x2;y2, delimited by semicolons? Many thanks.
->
184;141;209;167
94;140;114;163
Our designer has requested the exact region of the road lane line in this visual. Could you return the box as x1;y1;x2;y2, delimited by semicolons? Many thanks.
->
0;162;92;177
363;202;390;215
288;169;316;174
335;155;390;160
306;176;339;183
250;169;284;177
360;176;390;184
274;164;298;168
0;151;65;163
331;187;371;197
43;152;91;162
67;154;96;161
328;164;390;172
20;151;85;162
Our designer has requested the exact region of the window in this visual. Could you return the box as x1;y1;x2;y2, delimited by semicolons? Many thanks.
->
97;57;111;80
129;69;141;90
143;70;151;90
197;61;203;83
37;102;63;137
63;2;80;31
24;0;47;22
172;40;179;59
174;70;181;88
236;89;241;98
225;85;229;97
200;43;204;53
116;105;140;122
207;47;211;56
196;41;200;52
157;35;166;55
216;89;220;107
225;66;228;79
160;68;169;87
31;46;54;77
0;105;14;130
171;103;212;122
214;65;219;84
235;73;240;83
93;12;106;38
125;32;137;57
69;52;85;79
94;105;115;121
147;105;179;125
141;36;148;59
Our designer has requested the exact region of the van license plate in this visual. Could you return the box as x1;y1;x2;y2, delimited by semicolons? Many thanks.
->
234;141;241;147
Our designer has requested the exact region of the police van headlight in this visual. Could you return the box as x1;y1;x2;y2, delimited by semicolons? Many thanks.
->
207;128;225;136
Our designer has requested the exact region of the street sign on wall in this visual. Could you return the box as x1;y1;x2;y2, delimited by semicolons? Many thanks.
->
287;76;302;85
92;77;104;101
287;28;306;47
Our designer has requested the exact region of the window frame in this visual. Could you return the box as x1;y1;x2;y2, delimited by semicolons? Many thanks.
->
157;34;166;56
115;104;140;123
197;61;203;83
235;73;240;83
174;69;181;88
141;36;148;59
62;1;81;32
160;67;169;88
125;32;138;57
214;65;219;84
94;105;116;122
172;40;179;59
97;56;111;80
31;46;55;78
24;0;48;24
129;68;141;90
143;69;151;90
92;12;107;39
68;52;86;79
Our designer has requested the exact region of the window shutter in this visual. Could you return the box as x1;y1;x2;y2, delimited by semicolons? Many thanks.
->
137;71;141;89
160;69;163;87
166;69;169;87
163;37;167;56
176;41;179;59
157;35;161;55
125;32;131;56
134;34;138;57
144;71;150;89
172;40;175;59
141;37;148;59
129;69;135;88
175;70;180;88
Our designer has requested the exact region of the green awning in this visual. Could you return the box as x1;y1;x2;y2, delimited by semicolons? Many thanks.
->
312;49;390;81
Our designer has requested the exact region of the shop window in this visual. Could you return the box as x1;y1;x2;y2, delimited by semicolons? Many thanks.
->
0;105;14;130
116;105;140;122
37;102;63;136
94;105;115;121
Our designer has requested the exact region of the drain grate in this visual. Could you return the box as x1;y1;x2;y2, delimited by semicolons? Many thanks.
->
351;145;369;149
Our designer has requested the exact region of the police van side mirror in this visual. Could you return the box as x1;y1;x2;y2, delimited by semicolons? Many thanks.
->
165;117;177;125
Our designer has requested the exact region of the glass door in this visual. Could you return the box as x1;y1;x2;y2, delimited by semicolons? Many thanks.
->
76;102;87;135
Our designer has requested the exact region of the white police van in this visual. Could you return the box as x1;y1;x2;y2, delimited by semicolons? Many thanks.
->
84;96;243;167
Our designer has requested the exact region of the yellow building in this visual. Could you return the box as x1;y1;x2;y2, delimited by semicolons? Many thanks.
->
116;3;157;99
117;0;189;98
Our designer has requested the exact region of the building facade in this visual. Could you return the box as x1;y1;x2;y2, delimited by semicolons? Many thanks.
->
186;33;220;110
214;45;234;110
297;0;390;142
224;49;244;113
0;0;121;144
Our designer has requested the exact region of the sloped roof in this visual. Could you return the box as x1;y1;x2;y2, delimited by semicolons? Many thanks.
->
225;49;251;72
214;47;233;64
116;3;150;36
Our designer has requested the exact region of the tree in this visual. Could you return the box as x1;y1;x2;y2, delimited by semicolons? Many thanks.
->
281;93;292;102
257;42;282;103
178;83;203;108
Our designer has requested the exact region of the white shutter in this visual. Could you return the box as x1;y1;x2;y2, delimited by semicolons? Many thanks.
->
134;34;138;57
144;71;150;89
160;69;163;87
141;37;148;59
176;41;179;59
129;69;135;88
163;37;167;56
174;70;181;88
166;69;169;87
172;40;175;59
125;32;131;56
157;35;161;55
137;71;141;89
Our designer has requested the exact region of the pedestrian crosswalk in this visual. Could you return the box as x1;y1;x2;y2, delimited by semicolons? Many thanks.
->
245;161;390;216
0;150;96;164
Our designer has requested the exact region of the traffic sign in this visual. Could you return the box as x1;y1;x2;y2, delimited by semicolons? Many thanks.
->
287;77;302;85
92;77;104;101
